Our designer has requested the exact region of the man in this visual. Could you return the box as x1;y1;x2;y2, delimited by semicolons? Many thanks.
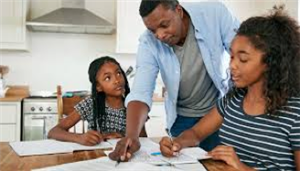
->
109;0;239;161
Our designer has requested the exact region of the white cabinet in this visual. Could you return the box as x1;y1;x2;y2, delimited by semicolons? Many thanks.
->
116;0;146;53
0;102;21;142
0;0;30;50
146;102;167;138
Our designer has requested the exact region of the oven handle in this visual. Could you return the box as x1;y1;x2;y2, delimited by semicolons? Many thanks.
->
32;116;47;120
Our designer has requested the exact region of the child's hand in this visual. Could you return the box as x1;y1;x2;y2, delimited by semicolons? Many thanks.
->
159;136;182;157
78;130;103;146
208;145;253;171
103;132;123;140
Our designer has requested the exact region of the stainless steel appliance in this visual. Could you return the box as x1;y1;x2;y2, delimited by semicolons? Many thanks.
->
22;97;58;141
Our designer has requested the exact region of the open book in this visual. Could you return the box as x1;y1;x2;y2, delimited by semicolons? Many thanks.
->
9;139;113;156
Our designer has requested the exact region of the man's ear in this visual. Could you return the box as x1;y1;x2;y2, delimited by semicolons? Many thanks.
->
175;4;183;17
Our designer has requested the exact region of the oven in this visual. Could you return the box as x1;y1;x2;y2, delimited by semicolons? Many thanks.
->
22;97;58;141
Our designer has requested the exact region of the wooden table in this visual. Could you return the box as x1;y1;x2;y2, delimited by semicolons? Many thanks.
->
0;142;238;171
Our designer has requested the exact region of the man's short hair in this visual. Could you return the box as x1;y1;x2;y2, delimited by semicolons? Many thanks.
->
139;0;179;17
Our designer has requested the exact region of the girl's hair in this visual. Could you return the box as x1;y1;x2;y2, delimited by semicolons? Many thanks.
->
88;56;130;131
227;6;300;116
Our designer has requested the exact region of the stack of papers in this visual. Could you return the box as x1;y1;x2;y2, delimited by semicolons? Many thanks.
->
9;139;113;156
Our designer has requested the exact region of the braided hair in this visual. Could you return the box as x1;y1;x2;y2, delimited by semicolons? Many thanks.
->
88;56;130;131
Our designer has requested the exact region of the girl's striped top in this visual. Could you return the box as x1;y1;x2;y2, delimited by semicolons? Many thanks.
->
217;90;300;171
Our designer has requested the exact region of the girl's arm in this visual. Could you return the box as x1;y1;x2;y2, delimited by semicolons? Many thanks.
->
295;150;300;170
160;106;223;156
48;110;82;142
176;106;223;147
48;110;103;145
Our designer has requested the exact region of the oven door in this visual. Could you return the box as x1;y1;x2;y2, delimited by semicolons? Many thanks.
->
22;114;58;141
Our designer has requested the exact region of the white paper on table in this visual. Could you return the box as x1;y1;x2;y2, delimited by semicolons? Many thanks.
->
9;139;113;156
106;138;199;165
180;147;211;160
32;157;184;171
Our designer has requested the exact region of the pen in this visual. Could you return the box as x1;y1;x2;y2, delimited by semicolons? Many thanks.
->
150;152;162;156
167;130;179;156
167;130;174;145
115;141;130;167
115;158;121;167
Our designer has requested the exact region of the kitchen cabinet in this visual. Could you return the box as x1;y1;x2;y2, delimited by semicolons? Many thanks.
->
0;102;21;142
0;0;30;51
116;0;146;53
146;102;168;137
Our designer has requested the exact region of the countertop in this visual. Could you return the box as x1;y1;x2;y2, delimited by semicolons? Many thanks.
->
152;93;164;102
0;85;29;102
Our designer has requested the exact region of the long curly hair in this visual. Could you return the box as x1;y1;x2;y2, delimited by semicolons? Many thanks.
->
88;56;130;131
227;6;300;116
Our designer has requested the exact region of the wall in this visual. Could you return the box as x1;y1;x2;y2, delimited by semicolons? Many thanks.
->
0;32;136;92
223;0;298;21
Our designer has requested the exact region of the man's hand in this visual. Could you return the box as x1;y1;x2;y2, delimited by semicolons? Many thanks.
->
77;130;103;146
159;136;182;157
108;137;141;161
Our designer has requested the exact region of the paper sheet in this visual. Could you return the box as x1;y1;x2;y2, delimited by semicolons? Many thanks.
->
30;138;207;171
9;139;113;156
180;147;211;160
32;157;184;171
106;138;200;165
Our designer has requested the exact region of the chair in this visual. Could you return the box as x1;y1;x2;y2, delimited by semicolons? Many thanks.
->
57;85;87;133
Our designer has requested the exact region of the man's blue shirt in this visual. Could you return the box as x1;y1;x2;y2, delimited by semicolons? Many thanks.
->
125;1;240;129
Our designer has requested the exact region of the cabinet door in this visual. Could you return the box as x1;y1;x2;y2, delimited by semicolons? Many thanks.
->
0;104;18;123
0;0;29;50
0;125;16;142
0;102;21;142
116;0;146;53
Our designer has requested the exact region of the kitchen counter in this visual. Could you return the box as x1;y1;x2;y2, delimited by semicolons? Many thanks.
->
152;93;164;102
0;85;29;102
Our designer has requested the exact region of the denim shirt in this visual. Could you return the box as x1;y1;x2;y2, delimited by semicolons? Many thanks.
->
125;1;240;129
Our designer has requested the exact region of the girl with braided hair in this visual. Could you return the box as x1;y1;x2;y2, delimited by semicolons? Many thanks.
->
49;56;147;146
159;6;300;170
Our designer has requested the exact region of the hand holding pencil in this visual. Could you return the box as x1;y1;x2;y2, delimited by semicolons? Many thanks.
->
108;137;141;166
159;134;182;157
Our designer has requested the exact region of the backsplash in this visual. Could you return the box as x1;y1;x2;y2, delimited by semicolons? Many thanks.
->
0;32;136;92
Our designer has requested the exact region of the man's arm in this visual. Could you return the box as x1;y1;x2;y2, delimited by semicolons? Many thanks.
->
126;101;149;138
109;32;159;161
218;2;240;52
